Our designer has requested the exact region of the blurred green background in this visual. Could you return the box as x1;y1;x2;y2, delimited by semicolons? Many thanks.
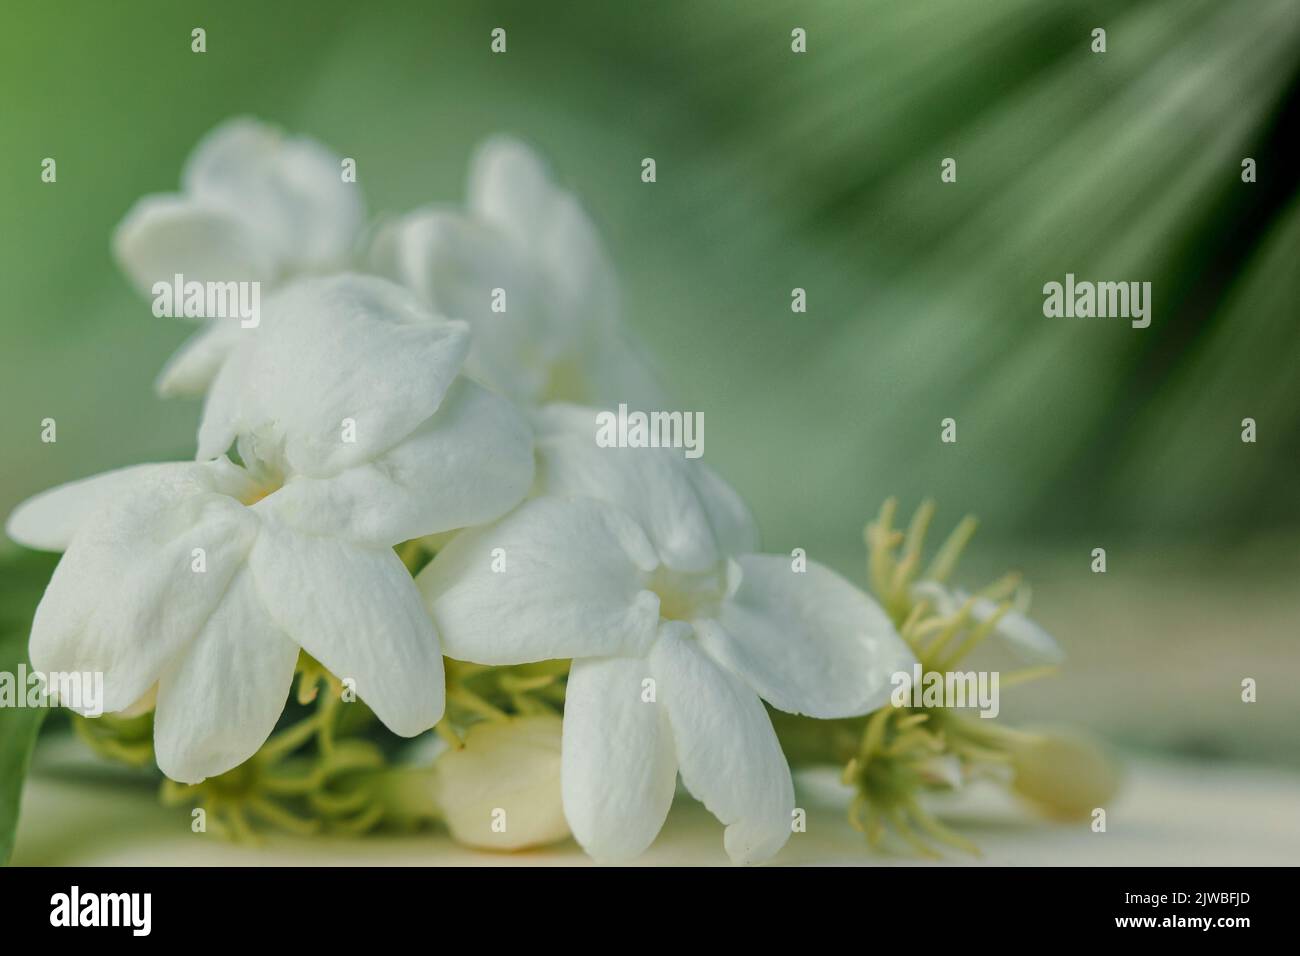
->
2;0;1298;772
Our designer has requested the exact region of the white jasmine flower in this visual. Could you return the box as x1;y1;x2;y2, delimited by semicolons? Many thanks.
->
196;274;534;537
6;276;534;785
369;136;661;409
418;407;914;863
910;580;1063;664
113;117;365;397
432;715;570;851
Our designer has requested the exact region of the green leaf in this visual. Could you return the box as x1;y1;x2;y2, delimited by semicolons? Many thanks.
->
0;549;58;864
0;655;45;864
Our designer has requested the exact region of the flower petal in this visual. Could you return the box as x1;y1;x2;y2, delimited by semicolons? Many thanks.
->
257;377;533;546
467;138;615;313
6;463;228;553
910;579;958;615
113;194;275;296
464;138;640;408
678;454;760;556
973;598;1065;665
696;554;915;718
466;136;556;246
371;207;581;405
248;520;444;736
532;403;758;571
534;190;618;333
580;325;669;412
369;208;532;322
913;581;1065;665
649;624;795;864
182;116;364;273
561;655;677;862
153;567;299;783
197;274;471;476
25;461;259;713
418;496;661;665
155;321;243;398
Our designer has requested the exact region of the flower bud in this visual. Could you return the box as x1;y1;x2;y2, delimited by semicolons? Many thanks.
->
432;715;570;851
1011;727;1120;821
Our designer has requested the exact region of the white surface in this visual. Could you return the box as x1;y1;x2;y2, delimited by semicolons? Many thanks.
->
13;752;1300;866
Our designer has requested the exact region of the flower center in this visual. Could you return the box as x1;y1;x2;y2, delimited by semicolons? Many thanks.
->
648;563;730;622
240;482;280;506
232;430;289;505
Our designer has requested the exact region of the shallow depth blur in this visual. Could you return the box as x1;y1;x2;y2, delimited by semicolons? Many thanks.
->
2;0;1297;792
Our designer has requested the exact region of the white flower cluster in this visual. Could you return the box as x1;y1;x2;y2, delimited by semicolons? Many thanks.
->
7;118;917;864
